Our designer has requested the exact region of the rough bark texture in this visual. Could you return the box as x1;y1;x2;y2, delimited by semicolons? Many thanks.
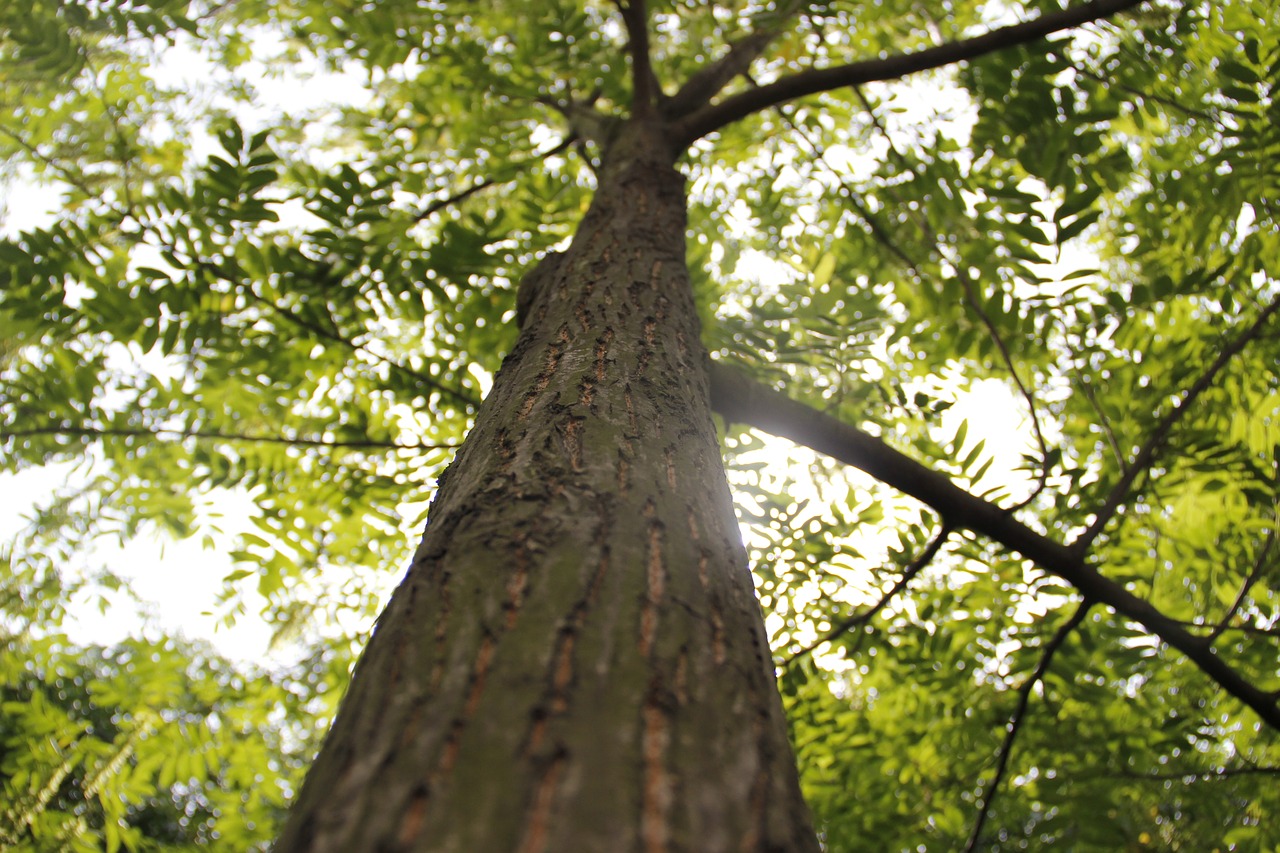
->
274;120;818;852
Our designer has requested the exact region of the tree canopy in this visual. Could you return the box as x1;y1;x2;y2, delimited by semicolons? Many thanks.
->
2;0;1278;849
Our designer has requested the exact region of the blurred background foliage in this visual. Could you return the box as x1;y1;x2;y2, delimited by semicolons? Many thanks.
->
1;0;1277;849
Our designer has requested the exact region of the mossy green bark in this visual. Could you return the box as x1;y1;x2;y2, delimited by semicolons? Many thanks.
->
275;119;818;853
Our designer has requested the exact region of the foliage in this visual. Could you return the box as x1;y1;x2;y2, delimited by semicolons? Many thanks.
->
0;631;339;851
2;0;1278;850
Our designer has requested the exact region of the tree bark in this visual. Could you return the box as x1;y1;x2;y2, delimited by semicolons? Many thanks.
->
275;119;818;852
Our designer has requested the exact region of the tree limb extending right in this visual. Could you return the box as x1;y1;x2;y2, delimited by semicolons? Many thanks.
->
709;361;1280;730
671;0;1147;146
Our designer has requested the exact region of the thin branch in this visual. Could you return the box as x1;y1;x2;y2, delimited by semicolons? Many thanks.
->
846;84;939;251
1168;618;1280;639
964;602;1092;852
955;268;1050;510
708;361;1280;730
538;93;617;156
847;88;1051;498
1071;291;1280;554
414;177;501;224
671;0;1147;147
1072;370;1127;468
662;31;775;120
0;125;101;203
1110;764;1280;782
770;90;923;272
413;137;575;223
1065;56;1220;126
851;86;924;193
81;52;141;213
1208;530;1276;644
661;0;811;120
613;0;658;114
0;425;454;452
245;290;481;410
782;524;953;667
774;85;1052;508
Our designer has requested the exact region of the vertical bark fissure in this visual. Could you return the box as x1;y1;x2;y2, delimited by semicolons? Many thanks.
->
275;119;817;852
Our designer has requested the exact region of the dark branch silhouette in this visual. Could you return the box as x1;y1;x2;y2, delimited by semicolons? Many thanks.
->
1072;291;1280;553
1208;530;1276;644
0;424;456;451
660;0;811;120
613;0;658;114
414;137;575;222
0;124;102;204
1111;764;1280;782
247;291;482;410
708;361;1280;730
964;602;1092;852
783;524;953;666
772;87;924;272
775;90;1052;509
671;0;1147;146
953;267;1051;511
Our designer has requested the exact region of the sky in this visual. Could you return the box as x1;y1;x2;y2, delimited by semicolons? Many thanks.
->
0;463;279;660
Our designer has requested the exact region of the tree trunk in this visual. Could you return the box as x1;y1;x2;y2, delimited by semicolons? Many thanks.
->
274;120;818;853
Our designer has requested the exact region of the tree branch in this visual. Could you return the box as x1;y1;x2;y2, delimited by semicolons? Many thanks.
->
1064;55;1221;127
158;254;482;412
1072;369;1127;468
1071;291;1280;554
670;0;1147;147
1167;615;1280;640
955;267;1050;510
0;425;455;452
82;53;142;213
851;85;921;182
413;137;575;222
0;124;101;204
661;0;813;120
246;290;482;411
782;523;953;666
708;361;1280;730
772;87;1051;507
1111;764;1280;782
613;0;659;115
964;602;1092;853
662;30;775;120
772;88;924;271
1208;529;1275;644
